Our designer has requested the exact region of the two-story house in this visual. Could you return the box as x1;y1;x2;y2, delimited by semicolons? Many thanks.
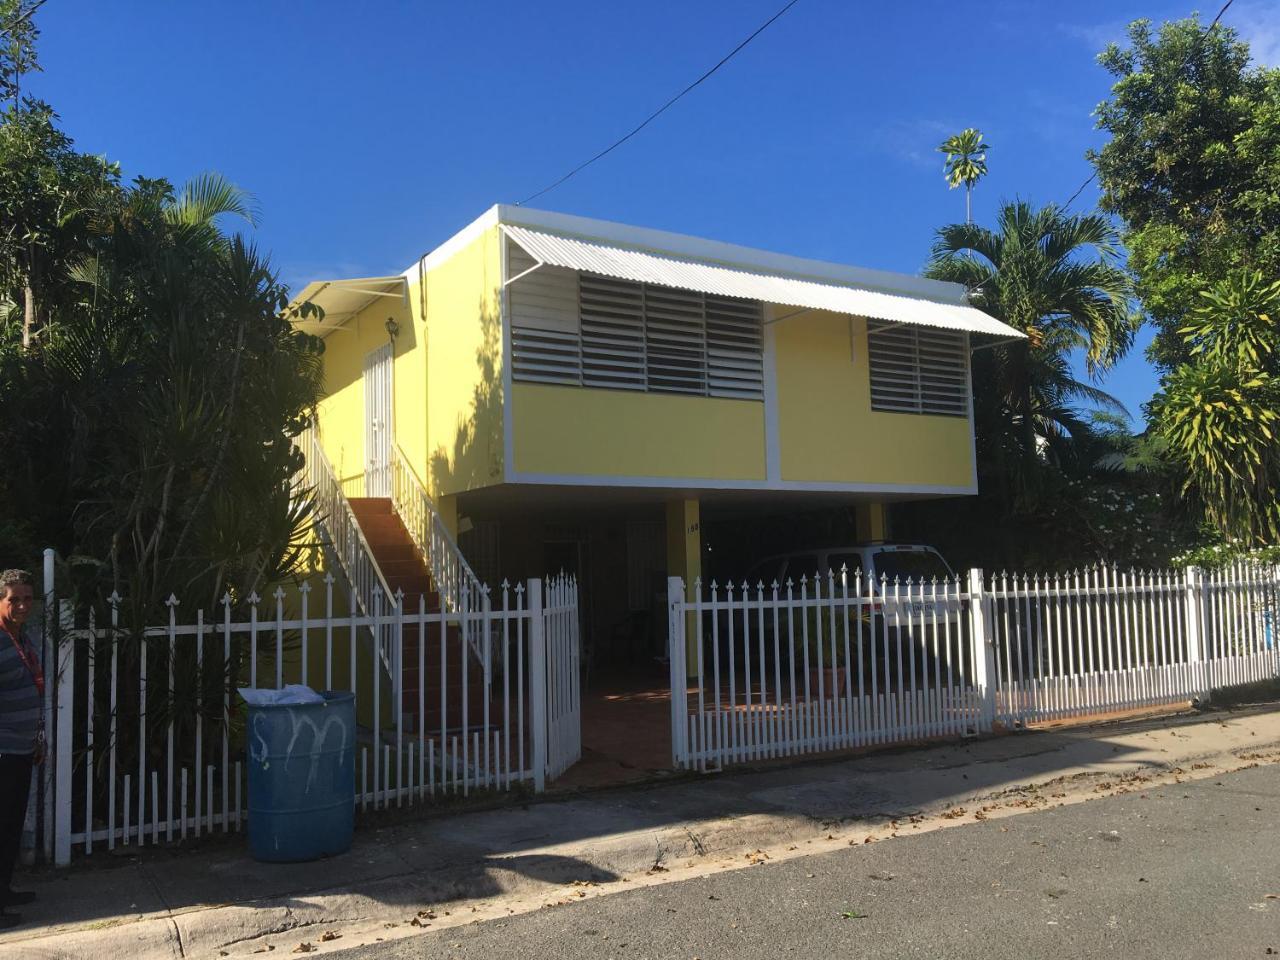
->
288;205;1021;773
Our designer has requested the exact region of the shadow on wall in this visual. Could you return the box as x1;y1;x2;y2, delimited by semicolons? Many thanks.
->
430;295;503;498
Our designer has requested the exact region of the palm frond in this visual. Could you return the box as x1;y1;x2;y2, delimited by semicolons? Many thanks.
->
166;172;258;229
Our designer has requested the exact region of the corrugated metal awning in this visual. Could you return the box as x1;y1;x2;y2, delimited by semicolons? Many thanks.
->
502;224;1023;340
286;276;407;337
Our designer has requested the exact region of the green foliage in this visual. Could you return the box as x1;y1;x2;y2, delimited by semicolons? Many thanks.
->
926;201;1137;512
938;128;989;191
937;128;989;221
1178;270;1280;368
893;201;1201;569
0;0;40;105
0;100;120;337
1172;541;1280;570
929;201;1136;372
1150;270;1280;544
0;103;324;624
1092;16;1280;372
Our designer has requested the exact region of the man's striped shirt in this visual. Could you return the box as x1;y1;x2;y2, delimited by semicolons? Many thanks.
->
0;626;41;755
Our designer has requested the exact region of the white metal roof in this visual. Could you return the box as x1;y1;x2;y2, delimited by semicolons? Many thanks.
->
287;276;407;337
502;223;1023;339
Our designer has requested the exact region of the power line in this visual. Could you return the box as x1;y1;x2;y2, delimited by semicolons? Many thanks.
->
1062;171;1098;211
515;0;802;206
1060;0;1235;211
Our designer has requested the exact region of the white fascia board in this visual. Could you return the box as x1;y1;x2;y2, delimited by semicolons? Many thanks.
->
398;205;502;279
508;469;978;497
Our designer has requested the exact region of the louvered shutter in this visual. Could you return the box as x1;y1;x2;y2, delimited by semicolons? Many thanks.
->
644;286;706;394
509;243;581;385
579;274;646;389
916;329;969;415
869;325;968;417
507;242;765;401
705;295;763;400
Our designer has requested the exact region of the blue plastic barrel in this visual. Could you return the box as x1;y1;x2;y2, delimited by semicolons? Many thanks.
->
246;690;355;862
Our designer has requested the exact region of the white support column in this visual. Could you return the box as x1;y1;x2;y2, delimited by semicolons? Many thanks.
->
527;579;547;793
667;577;688;769
1184;566;1207;699
967;568;997;731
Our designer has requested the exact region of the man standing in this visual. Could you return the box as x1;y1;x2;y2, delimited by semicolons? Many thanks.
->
0;569;42;929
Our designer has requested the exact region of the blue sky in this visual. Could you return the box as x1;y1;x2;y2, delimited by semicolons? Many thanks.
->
29;0;1280;423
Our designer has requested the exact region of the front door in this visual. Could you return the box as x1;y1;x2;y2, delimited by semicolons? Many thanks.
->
363;343;394;496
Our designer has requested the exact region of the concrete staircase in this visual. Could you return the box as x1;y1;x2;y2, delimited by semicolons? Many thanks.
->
348;497;489;733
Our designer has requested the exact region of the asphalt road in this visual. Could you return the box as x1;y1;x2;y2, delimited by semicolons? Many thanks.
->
351;764;1280;960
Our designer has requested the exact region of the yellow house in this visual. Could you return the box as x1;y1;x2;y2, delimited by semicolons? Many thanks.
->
289;205;1021;674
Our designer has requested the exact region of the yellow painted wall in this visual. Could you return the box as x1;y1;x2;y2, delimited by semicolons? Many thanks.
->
312;228;501;500
313;287;418;497
423;227;504;497
774;311;974;487
512;383;766;479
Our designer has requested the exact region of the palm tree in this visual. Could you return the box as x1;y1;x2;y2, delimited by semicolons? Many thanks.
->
926;200;1138;492
937;128;989;223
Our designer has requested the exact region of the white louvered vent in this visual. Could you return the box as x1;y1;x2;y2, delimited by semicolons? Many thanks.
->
868;325;969;417
510;243;581;385
506;238;763;400
705;295;764;399
580;274;646;390
644;285;706;395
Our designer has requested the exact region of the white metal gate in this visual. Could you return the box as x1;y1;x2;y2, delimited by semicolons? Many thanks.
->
542;575;582;780
363;343;394;497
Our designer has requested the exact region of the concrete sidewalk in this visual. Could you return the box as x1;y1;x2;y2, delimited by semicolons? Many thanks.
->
5;703;1280;960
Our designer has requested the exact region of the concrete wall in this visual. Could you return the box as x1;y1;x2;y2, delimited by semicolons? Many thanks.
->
773;311;974;489
511;384;766;480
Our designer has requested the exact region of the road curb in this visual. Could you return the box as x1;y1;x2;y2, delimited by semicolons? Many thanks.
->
6;707;1280;959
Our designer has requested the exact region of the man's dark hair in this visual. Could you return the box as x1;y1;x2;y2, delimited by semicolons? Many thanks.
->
0;569;34;599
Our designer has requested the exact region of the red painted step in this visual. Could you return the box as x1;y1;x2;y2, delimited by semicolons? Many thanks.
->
348;497;496;735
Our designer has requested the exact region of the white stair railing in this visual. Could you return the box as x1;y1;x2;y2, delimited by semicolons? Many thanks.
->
390;445;489;662
298;426;400;687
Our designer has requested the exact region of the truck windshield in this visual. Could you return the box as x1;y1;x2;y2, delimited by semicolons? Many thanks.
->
872;550;952;582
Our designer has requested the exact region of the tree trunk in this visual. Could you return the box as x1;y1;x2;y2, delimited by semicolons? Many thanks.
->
21;241;37;351
22;284;34;350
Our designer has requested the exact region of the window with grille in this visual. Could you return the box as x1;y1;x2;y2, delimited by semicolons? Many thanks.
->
868;325;969;417
509;255;764;400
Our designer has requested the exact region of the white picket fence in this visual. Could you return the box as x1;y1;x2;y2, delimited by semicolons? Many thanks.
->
43;574;579;865
668;563;1280;771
